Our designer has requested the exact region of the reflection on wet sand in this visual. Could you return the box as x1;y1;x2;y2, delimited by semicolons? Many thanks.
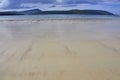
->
0;20;120;80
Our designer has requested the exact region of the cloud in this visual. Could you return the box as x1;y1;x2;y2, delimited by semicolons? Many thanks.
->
21;3;53;10
102;0;120;3
0;0;119;14
20;0;99;10
56;0;63;3
63;0;98;4
19;0;56;4
4;0;120;9
0;0;9;8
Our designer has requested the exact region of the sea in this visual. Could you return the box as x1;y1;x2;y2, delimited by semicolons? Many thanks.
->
0;14;119;20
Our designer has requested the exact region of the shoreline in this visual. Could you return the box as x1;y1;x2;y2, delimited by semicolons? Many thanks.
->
0;19;120;40
0;18;119;21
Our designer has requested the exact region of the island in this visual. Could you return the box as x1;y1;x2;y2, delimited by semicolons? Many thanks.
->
0;9;115;15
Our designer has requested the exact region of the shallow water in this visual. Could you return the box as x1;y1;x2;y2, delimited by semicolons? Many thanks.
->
0;19;120;41
0;15;120;20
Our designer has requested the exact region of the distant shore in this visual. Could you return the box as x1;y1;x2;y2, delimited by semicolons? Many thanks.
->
0;9;115;15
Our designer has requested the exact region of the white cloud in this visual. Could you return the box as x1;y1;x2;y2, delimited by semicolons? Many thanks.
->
21;3;53;10
101;0;120;4
56;0;63;3
0;0;9;8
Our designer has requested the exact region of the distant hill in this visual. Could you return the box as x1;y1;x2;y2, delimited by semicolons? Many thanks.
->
21;9;42;15
0;9;115;15
43;9;114;15
0;11;21;15
0;9;42;15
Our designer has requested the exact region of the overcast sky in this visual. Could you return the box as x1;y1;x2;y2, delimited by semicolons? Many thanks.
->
0;0;120;14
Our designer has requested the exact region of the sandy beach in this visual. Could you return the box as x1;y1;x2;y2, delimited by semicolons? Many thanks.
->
0;19;120;80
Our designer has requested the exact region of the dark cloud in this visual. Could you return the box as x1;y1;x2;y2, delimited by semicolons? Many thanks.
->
22;0;56;4
6;0;100;9
1;0;119;9
49;5;57;8
62;4;77;7
7;0;56;9
64;0;98;4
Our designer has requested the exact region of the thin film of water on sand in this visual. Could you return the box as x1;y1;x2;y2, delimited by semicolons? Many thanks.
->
0;20;120;80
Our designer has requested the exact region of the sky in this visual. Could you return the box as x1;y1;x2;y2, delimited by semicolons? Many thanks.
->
0;0;120;14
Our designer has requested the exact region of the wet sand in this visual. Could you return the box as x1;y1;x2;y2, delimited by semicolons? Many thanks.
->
0;20;120;80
